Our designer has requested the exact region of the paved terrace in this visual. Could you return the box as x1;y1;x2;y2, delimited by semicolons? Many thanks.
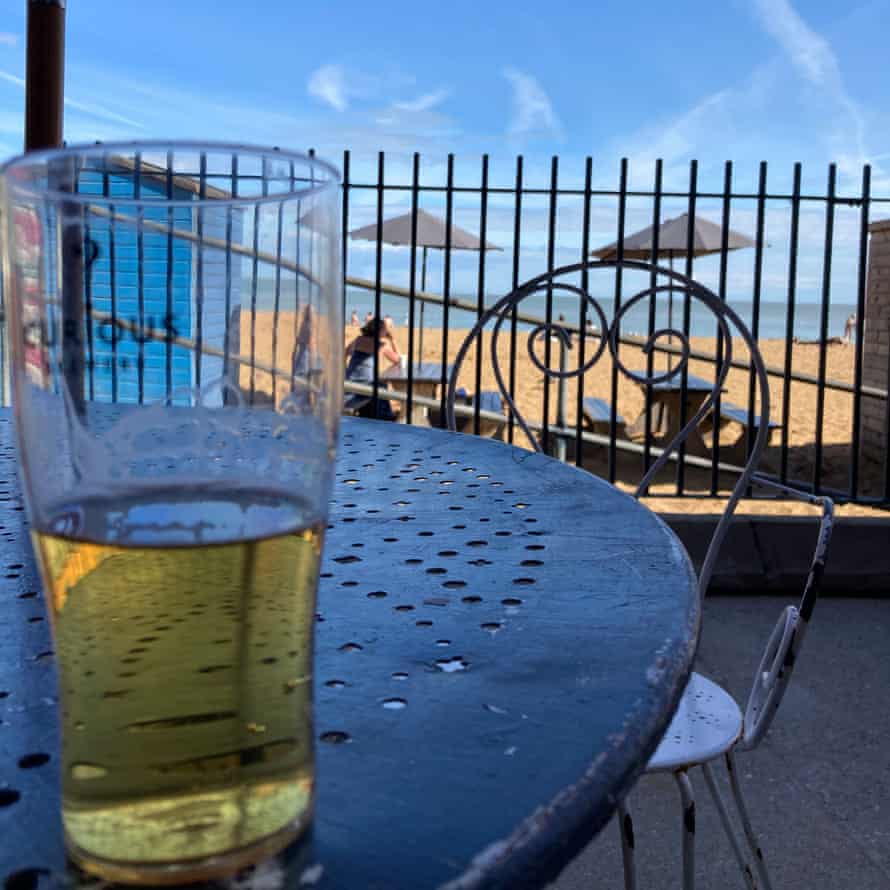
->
553;596;890;889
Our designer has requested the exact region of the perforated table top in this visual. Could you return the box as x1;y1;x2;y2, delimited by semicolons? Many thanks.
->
0;414;699;890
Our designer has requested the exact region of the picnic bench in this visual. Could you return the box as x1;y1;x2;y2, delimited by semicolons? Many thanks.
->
443;388;506;439
582;397;626;438
700;398;781;462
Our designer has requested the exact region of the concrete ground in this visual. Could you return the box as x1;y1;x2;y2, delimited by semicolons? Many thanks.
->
551;596;890;890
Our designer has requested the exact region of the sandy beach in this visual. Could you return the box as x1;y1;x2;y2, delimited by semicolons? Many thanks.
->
243;311;882;515
350;322;882;515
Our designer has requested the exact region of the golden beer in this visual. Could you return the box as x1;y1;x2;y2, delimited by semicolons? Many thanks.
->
32;490;323;883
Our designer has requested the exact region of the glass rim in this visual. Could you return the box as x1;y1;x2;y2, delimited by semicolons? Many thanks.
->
0;140;341;209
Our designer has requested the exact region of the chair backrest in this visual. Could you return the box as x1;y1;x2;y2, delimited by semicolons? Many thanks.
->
445;259;773;596
739;485;834;749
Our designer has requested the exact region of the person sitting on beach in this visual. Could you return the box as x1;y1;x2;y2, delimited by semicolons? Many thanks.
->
344;317;401;420
382;316;402;357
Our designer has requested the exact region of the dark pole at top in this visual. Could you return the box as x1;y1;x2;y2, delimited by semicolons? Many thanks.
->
25;0;66;150
25;2;83;415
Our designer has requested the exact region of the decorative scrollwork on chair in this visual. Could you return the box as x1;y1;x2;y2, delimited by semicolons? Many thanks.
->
445;259;773;595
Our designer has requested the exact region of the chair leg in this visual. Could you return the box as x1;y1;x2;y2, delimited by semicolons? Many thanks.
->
701;762;758;889
725;752;774;890
674;770;696;890
616;800;637;890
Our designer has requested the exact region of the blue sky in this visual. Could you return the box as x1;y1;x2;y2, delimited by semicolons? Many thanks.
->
0;0;887;187
0;0;888;314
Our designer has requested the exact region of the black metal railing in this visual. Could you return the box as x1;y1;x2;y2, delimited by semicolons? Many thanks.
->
336;151;889;506
2;148;888;506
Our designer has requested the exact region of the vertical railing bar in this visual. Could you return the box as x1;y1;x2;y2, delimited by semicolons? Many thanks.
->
676;159;698;495
164;149;174;399
438;154;455;422
884;344;890;502
507;155;523;445
643;159;663;475
272;165;284;399
407;152;420;422
222;154;235;382
81;196;95;401
249;156;260;403
813;163;836;494
372;151;384;410
288;159;298;390
293;171;303;395
849;165;870;498
102;155;119;402
608;159;628;484
575;156;593;467
194;151;207;393
710;160;732;495
541;155;558;452
780;163;802;483
473;155;490;436
134;150;145;404
341;150;350;321
745;161;768;480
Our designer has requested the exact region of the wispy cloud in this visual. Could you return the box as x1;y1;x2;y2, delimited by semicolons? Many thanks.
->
393;89;450;113
307;64;349;112
502;68;562;143
0;69;23;88
610;2;886;192
0;33;18;48
619;89;736;180
750;0;868;177
0;67;143;129
306;64;388;113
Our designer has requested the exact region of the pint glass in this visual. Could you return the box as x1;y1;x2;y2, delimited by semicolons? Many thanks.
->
0;142;341;883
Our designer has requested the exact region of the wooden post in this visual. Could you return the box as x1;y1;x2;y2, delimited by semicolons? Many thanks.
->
25;3;84;414
25;1;66;151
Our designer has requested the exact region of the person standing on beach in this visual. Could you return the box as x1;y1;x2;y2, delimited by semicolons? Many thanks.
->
350;309;360;326
843;312;857;345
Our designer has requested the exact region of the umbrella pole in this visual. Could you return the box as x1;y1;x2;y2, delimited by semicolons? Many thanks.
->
667;252;674;374
418;246;427;363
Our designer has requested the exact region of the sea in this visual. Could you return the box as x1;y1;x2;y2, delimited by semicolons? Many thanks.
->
342;285;857;342
247;279;858;342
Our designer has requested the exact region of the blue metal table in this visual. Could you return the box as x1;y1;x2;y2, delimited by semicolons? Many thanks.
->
0;414;699;889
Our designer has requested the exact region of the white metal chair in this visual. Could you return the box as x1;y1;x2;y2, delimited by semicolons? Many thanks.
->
616;476;832;890
444;259;835;890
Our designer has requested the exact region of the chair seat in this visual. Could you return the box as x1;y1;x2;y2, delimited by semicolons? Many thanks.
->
646;672;742;773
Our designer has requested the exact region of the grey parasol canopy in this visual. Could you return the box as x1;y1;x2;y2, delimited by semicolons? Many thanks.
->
590;213;755;259
349;209;502;252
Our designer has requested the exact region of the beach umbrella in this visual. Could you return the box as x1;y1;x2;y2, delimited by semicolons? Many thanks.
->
591;213;755;262
591;213;756;365
349;209;502;360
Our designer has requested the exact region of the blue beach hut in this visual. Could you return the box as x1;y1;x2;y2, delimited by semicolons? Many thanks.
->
76;156;241;406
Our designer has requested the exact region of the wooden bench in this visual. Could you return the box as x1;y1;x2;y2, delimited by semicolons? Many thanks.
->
582;397;626;438
444;388;506;439
717;401;780;434
700;399;781;462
